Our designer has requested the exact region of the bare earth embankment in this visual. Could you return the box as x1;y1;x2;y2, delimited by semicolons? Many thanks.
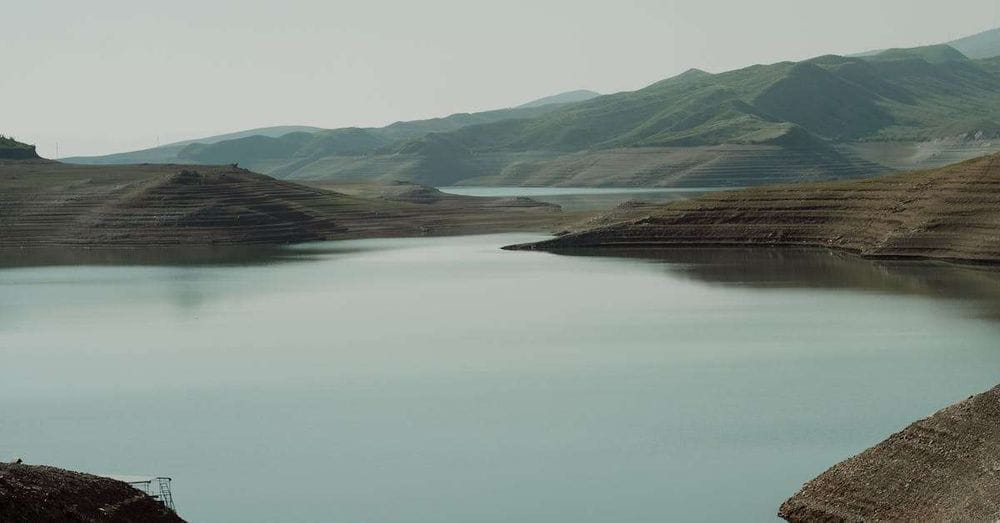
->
507;154;1000;264
0;160;568;248
779;385;1000;522
0;462;184;522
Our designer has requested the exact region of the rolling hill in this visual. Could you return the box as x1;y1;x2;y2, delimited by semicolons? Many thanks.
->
0;158;563;248
63;90;599;168
242;42;998;188
60;125;324;165
136;44;1000;188
62;30;1000;188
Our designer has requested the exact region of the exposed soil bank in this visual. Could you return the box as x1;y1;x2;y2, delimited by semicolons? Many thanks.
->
507;154;1000;265
0;462;184;522
779;384;1000;522
0;161;568;248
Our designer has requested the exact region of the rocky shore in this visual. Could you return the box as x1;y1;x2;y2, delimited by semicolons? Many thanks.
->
779;384;1000;522
0;462;184;522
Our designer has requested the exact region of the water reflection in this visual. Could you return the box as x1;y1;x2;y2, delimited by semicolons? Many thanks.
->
0;244;360;269
548;247;1000;322
3;235;1000;522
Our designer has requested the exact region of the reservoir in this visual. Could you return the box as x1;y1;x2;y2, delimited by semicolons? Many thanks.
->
2;234;999;522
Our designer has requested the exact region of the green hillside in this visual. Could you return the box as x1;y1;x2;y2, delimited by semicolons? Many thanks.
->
421;44;994;150
142;42;1000;187
0;135;39;159
64;91;594;167
60;125;325;165
60;32;1000;188
168;102;573;172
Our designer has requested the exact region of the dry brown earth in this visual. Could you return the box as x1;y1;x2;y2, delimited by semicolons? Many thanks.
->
0;462;184;522
0;160;567;248
779;385;1000;522
509;154;1000;264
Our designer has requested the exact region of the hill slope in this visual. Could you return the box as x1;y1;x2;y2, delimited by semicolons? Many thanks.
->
516;89;601;108
0;161;562;248
60;126;324;165
779;384;1000;522
299;44;999;187
62;91;593;168
948;27;1000;59
0;462;185;522
62;33;1000;188
275;44;1000;186
508;154;1000;264
0;136;39;160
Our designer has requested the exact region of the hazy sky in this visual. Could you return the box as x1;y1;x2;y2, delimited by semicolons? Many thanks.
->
6;0;1000;157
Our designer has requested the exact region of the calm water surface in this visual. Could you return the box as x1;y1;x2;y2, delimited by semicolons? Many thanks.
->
2;234;1000;522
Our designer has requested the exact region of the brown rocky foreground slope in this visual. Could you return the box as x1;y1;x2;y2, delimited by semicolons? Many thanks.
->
0;462;184;522
0;160;563;248
507;154;1000;264
779;384;1000;522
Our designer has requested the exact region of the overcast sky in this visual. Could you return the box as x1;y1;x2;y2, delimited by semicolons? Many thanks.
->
6;0;1000;157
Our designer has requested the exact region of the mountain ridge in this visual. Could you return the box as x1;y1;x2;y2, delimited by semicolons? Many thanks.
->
947;27;1000;59
63;90;601;166
61;30;1000;188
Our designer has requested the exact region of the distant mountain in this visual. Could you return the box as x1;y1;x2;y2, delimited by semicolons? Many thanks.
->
167;125;326;147
61;125;324;165
63;91;598;167
948;27;1000;59
63;34;1000;188
516;89;601;109
863;43;970;64
0;135;40;159
854;27;1000;60
321;43;998;187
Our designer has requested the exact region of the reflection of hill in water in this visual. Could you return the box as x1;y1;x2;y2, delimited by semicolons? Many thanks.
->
553;247;1000;322
0;244;367;269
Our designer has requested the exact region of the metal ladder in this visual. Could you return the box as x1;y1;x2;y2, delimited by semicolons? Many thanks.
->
156;477;176;512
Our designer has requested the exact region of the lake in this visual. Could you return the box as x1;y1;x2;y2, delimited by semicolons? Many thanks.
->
2;234;1000;522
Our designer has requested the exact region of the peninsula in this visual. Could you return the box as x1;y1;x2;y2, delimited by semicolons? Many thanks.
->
506;154;1000;265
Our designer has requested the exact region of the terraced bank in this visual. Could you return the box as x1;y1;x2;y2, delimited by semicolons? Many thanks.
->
508;154;1000;264
0;161;563;248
